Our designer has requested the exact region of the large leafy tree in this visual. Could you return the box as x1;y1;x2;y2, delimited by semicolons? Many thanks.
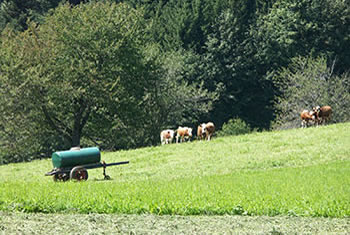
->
0;2;158;161
0;1;216;163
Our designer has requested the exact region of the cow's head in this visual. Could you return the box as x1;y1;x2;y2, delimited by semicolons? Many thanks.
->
201;123;206;134
313;106;321;113
309;110;316;120
187;128;193;137
166;130;174;138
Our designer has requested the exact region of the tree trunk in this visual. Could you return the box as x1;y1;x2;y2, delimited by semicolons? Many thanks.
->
71;127;81;147
71;100;91;148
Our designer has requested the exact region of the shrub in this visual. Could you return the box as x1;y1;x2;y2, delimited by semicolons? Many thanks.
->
217;118;252;137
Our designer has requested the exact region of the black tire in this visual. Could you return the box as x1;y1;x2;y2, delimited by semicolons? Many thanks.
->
70;167;88;181
53;173;70;182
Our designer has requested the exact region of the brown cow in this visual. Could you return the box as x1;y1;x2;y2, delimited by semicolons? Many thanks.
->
176;126;193;143
200;122;215;141
160;129;175;145
300;110;317;128
313;105;332;125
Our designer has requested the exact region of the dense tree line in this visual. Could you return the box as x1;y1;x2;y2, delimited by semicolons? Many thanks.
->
0;0;349;164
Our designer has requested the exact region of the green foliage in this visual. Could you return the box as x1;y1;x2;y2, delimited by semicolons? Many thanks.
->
1;0;350;162
0;123;349;217
147;47;218;125
145;0;220;53
217;118;252;137
252;0;350;74
272;56;350;129
0;2;154;158
0;1;217;163
0;0;61;31
201;7;275;129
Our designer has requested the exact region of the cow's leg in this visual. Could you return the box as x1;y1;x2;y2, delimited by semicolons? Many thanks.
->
325;116;330;125
309;120;314;127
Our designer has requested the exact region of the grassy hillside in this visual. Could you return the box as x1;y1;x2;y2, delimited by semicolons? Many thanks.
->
0;123;349;217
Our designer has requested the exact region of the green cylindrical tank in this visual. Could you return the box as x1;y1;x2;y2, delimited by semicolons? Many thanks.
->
52;147;101;168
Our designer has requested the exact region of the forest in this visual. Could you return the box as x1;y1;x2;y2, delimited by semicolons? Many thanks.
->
0;0;349;164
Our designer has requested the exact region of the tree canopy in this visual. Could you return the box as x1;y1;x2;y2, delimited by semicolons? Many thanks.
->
0;0;349;163
0;1;216;163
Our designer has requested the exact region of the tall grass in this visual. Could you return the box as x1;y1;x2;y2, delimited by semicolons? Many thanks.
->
0;123;349;217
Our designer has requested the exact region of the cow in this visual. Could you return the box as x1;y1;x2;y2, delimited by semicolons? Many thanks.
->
160;129;175;145
199;122;215;141
300;110;317;128
313;105;332;125
176;126;193;143
197;124;205;141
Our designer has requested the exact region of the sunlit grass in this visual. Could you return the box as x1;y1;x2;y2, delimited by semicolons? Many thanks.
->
0;123;349;217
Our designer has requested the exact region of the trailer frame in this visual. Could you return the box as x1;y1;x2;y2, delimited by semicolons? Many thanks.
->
45;160;129;181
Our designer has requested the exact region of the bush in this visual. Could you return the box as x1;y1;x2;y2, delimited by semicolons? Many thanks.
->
217;118;252;137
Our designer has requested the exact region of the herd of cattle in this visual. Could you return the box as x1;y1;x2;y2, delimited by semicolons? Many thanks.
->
160;105;332;144
300;105;332;128
160;122;215;145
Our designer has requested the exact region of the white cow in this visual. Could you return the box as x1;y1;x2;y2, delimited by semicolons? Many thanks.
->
160;129;175;145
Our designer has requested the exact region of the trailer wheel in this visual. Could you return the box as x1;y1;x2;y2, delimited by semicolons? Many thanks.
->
53;173;70;182
70;167;88;181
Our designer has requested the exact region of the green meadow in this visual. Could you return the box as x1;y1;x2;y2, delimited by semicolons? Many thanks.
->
0;123;349;218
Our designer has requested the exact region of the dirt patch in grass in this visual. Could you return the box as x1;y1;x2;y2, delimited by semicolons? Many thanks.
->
1;212;349;234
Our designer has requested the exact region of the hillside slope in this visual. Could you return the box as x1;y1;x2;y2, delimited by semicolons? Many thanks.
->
0;123;349;217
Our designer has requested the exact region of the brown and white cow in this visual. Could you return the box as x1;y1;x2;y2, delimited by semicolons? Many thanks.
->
313;105;332;125
197;124;205;141
300;110;317;128
176;126;193;143
199;122;215;141
160;129;175;145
